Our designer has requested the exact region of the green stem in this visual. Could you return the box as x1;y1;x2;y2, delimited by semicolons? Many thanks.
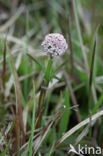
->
44;58;53;83
36;58;53;128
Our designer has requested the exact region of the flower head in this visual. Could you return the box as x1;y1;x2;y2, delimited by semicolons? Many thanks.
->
41;33;68;56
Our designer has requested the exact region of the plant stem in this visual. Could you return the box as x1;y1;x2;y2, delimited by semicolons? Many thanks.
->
36;58;53;128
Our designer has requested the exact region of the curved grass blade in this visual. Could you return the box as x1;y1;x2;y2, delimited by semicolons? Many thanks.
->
27;53;43;70
7;46;25;148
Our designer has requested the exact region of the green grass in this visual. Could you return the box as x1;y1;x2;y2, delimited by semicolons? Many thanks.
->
0;0;103;155
28;85;36;156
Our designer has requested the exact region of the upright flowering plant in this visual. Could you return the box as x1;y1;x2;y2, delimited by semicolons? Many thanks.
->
36;33;68;128
42;33;68;83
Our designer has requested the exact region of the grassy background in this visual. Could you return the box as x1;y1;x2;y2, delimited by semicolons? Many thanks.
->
0;0;103;155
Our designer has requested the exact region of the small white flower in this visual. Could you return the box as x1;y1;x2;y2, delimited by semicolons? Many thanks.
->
41;33;68;56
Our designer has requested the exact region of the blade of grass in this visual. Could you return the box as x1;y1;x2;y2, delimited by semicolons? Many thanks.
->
33;111;62;155
13;115;21;155
89;26;101;112
1;39;7;127
42;90;52;126
89;25;100;90
89;40;96;89
23;11;29;100
64;72;81;122
88;38;96;110
53;59;68;74
34;121;54;155
29;85;36;156
54;110;103;148
0;5;24;33
0;138;11;156
92;93;103;114
58;88;71;138
27;53;43;70
2;38;6;91
45;140;55;156
7;46;25;145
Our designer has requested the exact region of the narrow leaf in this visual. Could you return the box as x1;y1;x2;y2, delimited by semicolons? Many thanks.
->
58;88;71;138
7;47;25;145
27;53;43;69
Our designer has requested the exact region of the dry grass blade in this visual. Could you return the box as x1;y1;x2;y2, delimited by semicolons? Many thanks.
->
8;47;25;145
33;120;53;155
36;80;49;129
13;115;21;154
0;5;25;33
75;124;90;145
33;112;62;155
0;33;34;53
5;53;22;97
54;110;103;148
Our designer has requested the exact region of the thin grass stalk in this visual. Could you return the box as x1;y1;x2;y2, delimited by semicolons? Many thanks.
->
29;85;36;156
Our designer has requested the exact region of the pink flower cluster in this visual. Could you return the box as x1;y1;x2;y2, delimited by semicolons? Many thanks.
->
41;33;68;56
